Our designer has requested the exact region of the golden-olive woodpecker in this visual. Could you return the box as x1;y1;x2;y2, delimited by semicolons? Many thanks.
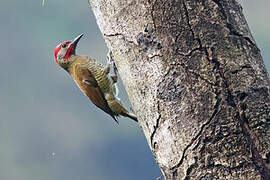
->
54;34;137;123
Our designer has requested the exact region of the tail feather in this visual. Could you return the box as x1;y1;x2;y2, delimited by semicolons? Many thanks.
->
109;114;119;124
123;112;138;122
107;98;138;123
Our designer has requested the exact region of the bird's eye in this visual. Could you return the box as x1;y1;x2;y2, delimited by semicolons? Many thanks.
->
62;44;67;48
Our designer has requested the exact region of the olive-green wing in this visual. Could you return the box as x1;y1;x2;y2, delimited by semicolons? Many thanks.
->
70;64;118;123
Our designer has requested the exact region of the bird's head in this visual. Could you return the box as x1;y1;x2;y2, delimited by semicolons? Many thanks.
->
54;34;83;69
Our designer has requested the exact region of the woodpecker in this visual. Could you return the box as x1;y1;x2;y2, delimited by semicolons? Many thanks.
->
54;34;137;123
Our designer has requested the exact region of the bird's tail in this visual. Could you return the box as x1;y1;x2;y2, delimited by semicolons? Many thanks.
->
122;112;138;122
107;99;138;122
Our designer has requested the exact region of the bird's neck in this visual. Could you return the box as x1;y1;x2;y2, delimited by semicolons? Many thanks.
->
61;55;77;72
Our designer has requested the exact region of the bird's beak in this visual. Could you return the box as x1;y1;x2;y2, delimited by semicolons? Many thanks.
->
70;33;84;54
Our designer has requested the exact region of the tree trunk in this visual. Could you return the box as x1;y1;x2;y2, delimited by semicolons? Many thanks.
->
89;0;270;179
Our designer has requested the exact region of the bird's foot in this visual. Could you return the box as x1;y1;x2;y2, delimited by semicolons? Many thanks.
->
105;50;118;84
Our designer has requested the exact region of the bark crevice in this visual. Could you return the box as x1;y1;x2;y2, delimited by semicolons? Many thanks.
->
104;33;134;44
170;97;222;171
182;0;202;49
150;102;162;148
211;0;257;47
205;37;270;179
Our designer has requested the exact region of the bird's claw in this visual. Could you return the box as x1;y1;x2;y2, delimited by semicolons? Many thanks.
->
106;50;113;65
105;50;118;83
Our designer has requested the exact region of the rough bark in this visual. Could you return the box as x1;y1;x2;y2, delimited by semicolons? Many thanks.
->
88;0;270;179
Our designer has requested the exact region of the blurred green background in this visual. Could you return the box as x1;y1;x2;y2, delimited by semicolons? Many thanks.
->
0;0;269;180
